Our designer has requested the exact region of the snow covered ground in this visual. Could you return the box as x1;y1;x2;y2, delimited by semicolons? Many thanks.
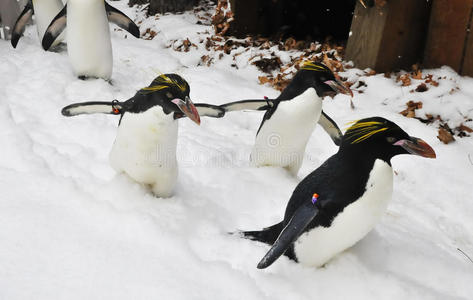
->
1;1;472;299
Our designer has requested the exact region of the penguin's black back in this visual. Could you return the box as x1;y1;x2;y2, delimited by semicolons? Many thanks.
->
244;149;380;258
284;149;380;228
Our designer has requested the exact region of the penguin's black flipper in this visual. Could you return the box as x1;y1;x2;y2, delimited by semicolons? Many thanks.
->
257;202;319;269
221;99;276;112
318;111;342;146
174;103;225;119
61;101;124;116
42;5;67;51
105;3;140;38
11;0;34;48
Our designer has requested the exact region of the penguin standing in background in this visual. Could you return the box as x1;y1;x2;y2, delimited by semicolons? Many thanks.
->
11;0;65;48
222;61;353;175
61;74;225;197
41;0;140;80
242;117;436;269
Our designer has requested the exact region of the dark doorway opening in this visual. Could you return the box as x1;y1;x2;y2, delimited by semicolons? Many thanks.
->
229;0;357;42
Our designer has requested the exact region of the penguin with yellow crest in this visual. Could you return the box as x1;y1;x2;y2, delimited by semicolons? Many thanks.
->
222;61;353;175
61;74;224;197
243;117;436;269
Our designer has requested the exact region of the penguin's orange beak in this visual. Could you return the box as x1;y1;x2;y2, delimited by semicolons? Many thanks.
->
394;137;436;158
324;79;353;97
172;97;201;125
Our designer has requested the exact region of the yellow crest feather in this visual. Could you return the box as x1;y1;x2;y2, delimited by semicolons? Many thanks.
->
344;121;389;144
139;74;187;94
300;61;328;72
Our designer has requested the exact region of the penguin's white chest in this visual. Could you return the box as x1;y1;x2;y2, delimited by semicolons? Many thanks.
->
33;0;65;46
294;159;394;267
67;0;112;79
109;107;178;197
251;88;322;175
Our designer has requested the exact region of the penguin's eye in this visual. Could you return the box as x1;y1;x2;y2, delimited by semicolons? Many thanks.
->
166;92;173;98
319;76;327;82
386;137;397;143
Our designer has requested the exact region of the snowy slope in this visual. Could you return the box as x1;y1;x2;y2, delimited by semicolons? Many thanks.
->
0;1;472;299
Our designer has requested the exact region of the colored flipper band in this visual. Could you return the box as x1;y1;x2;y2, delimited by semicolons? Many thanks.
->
312;193;319;204
112;100;121;114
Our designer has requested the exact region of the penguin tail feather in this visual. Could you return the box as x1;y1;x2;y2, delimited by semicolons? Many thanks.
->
240;222;284;245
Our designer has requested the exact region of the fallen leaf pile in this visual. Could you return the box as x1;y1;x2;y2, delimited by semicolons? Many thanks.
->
167;38;198;52
132;0;350;92
379;65;440;90
416;114;473;144
196;30;348;91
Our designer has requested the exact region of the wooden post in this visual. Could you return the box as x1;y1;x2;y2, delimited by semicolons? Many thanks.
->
424;0;473;76
346;0;432;72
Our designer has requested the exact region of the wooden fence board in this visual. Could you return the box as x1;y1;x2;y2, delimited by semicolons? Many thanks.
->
345;2;388;69
346;0;431;72
424;0;473;73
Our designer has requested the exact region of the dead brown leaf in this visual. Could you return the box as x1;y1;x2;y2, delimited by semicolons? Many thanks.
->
400;100;423;118
284;38;297;51
415;83;428;92
258;76;271;85
458;124;473;133
143;28;157;40
412;70;423;80
425;74;439;87
397;74;412;86
309;42;319;52
438;127;455;144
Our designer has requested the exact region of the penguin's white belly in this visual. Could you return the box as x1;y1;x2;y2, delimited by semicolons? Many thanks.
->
294;159;393;267
251;88;322;175
67;1;112;79
109;107;178;197
33;0;64;47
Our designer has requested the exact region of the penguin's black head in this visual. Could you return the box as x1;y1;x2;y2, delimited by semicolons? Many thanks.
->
280;61;353;99
341;117;436;162
126;74;200;125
